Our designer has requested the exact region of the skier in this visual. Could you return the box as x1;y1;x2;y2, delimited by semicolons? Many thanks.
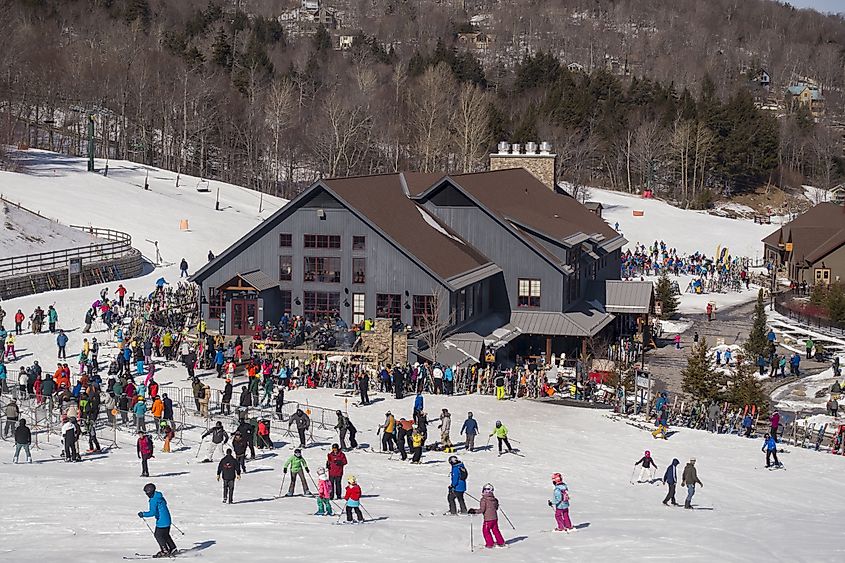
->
137;483;177;557
217;448;241;504
56;330;68;360
315;467;333;516
62;416;79;462
634;451;658;483
221;378;232;415
137;430;154;477
438;408;452;450
201;421;229;462
410;426;424;464
447;455;468;515
283;448;311;496
357;371;370;405
379;411;396;452
770;410;780;442
335;409;349;450
489;421;513;455
468;483;506;549
288;408;310;448
548;473;573;532
344;475;364;523
3;398;19;438
460;411;478;452
326;443;347;499
742;412;754;437
681;458;703;509
179;258;189;278
762;433;781;468
13;419;32;463
662;458;680;505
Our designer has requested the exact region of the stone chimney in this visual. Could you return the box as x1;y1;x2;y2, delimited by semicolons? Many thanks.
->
489;141;557;191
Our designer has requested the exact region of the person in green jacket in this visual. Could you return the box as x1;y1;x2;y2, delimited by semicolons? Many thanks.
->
283;448;312;497
489;421;513;455
805;337;814;360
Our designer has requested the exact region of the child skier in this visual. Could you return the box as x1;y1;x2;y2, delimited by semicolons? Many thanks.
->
468;483;506;549
548;473;573;532
283;448;311;496
315;467;333;516
762;433;781;468
344;475;364;523
634;451;658;482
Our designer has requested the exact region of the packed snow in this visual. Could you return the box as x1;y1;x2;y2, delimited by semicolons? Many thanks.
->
0;152;843;560
0;199;108;256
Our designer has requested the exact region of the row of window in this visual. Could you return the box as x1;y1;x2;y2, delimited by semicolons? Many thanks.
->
280;233;366;250
280;256;367;284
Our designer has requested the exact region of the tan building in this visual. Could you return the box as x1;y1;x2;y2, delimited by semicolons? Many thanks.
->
763;202;845;285
786;82;825;117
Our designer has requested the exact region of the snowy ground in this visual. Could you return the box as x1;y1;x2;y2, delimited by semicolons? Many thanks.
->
0;153;844;560
0;200;109;256
592;188;777;260
637;274;761;315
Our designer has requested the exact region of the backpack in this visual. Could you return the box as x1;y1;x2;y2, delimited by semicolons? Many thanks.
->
562;488;571;504
459;465;468;481
197;387;205;399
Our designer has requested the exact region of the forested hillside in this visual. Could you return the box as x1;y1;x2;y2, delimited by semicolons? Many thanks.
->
1;0;843;203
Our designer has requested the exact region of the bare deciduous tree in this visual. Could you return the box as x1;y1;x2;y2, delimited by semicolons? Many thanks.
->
453;83;491;173
416;286;454;363
408;63;455;173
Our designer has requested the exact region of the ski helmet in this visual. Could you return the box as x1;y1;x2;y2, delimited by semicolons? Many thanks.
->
482;483;494;493
294;448;302;456
645;450;651;457
317;467;326;476
348;475;357;484
551;473;563;484
331;443;340;450
495;420;502;427
448;455;459;465
143;483;156;498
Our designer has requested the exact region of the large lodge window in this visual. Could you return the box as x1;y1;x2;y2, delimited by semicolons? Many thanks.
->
304;234;341;249
280;233;292;247
518;278;541;308
279;255;292;282
413;295;434;329
304;291;340;321
281;290;292;315
376;293;402;320
353;258;366;284
208;287;224;319
352;235;366;250
304;256;341;283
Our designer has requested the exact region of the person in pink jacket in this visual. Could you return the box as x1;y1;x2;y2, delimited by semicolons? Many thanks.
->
315;467;333;516
468;483;506;549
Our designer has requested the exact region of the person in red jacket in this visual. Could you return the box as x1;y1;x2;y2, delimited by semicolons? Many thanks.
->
14;309;24;335
326;443;347;499
344;475;363;523
116;284;127;307
136;431;154;477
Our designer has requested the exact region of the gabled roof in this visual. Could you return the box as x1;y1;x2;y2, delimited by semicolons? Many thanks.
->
591;280;654;314
761;202;845;264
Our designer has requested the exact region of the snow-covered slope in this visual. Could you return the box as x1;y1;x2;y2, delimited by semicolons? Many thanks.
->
592;188;777;260
0;200;109;256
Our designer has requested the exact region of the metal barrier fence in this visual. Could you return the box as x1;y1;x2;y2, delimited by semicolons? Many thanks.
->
775;298;845;337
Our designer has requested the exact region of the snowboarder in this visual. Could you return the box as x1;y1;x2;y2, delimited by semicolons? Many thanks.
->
217;448;241;503
461;411;478;452
326;443;347;499
662;458;680;505
13;419;32;463
468;483;506;549
681;458;703;509
447;455;468;515
762;434;781;468
137;430;154;477
288;408;310;448
489;421;513;455
138;483;177;557
549;473;573;532
283;448;311;496
344;475;364;523
634;451;658;483
315;467;333;516
201;421;229;462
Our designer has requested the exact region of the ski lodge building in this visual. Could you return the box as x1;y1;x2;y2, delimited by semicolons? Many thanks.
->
190;143;653;366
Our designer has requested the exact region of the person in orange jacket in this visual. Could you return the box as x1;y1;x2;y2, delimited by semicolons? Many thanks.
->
150;396;164;435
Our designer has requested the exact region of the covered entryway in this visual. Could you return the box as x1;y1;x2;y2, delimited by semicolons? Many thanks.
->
212;271;280;336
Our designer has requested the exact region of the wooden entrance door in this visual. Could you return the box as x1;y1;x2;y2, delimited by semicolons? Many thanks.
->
231;299;257;336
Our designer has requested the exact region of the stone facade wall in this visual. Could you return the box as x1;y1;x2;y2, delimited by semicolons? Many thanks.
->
489;154;557;190
360;318;408;366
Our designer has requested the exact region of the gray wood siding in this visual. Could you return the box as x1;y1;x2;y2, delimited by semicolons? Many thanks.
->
424;203;564;311
199;205;450;327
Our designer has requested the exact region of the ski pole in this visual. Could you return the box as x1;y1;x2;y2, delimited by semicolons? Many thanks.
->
470;518;474;552
358;501;374;521
194;437;205;459
141;517;155;536
278;471;288;497
629;466;637;484
172;523;185;536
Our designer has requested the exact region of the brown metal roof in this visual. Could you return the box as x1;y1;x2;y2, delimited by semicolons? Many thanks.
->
322;174;493;281
763;203;845;264
449;168;619;242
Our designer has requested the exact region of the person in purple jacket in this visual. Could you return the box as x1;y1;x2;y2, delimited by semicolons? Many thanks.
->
468;483;506;549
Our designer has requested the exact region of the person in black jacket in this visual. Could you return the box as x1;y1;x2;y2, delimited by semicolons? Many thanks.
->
634;451;658;483
662;458;680;505
239;387;251;408
393;367;405;400
237;419;256;460
13;419;32;463
275;388;285;421
232;431;248;473
217;448;241;503
162;394;173;422
357;372;370;406
201;421;229;462
221;379;233;415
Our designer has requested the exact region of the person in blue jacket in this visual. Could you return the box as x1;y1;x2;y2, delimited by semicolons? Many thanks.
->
460;412;479;452
762;433;781;468
138;483;177;557
662;458;680;505
214;346;225;378
447;455;468;514
56;330;69;360
414;393;424;416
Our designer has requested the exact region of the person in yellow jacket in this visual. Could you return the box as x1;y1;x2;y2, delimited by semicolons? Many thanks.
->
197;319;207;337
489;421;513;455
410;428;424;464
82;338;90;356
379;412;396;452
161;330;173;360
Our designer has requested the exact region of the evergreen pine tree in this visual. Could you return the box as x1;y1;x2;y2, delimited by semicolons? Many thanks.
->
726;359;769;416
655;270;679;320
744;289;768;358
681;337;723;402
